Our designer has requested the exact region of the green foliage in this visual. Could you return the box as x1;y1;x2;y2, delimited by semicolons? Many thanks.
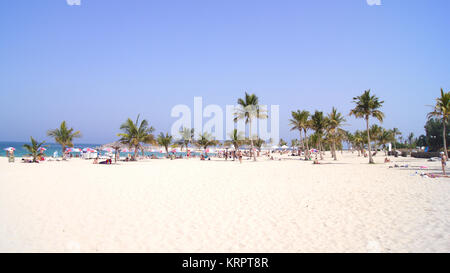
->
179;127;195;151
47;121;81;154
424;118;450;151
254;138;265;151
196;132;216;150
23;137;47;162
157;132;173;154
117;115;155;160
349;89;384;163
234;92;267;160
226;129;245;150
427;88;450;155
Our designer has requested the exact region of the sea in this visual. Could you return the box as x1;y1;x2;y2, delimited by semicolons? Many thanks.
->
0;141;210;158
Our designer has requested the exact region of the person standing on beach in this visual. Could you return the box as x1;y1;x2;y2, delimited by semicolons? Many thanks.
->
441;152;447;175
9;150;15;163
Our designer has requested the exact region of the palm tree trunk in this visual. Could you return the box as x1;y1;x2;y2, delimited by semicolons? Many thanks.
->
134;145;139;160
332;140;337;160
366;117;374;164
299;129;304;156
249;119;256;161
304;129;310;160
443;120;448;159
319;139;323;160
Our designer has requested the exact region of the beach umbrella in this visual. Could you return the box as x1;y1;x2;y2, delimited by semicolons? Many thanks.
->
4;147;15;151
281;145;289;149
66;148;73;152
121;148;129;153
103;147;114;153
72;148;81;153
38;147;47;151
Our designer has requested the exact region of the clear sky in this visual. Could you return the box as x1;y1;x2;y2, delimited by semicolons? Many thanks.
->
0;0;449;144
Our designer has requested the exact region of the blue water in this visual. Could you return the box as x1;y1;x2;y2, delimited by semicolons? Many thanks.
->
0;141;212;158
0;141;102;158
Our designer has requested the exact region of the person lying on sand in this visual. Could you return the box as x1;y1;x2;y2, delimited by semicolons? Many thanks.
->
384;157;391;163
21;158;35;163
313;159;320;164
99;159;112;164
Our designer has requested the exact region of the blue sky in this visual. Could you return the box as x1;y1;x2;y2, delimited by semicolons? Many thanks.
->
0;0;449;144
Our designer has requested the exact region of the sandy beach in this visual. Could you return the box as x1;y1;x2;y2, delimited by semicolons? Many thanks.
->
0;152;449;253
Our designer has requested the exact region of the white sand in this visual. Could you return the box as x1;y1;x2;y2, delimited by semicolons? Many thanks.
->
0;152;449;253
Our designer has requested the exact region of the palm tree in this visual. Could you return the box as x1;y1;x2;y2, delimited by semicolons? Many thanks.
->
291;139;299;154
327;107;346;160
349;90;385;164
391;128;401;151
353;130;364;156
179;127;195;151
310;111;328;160
309;133;320;158
23;137;47;163
234;92;268;161
345;131;354;152
427;88;450;158
117;115;155;160
370;124;383;151
378;129;394;156
196;132;216;157
407;132;415;153
289;110;311;160
254;138;265;152
157;132;173;155
228;129;245;151
47;121;82;156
